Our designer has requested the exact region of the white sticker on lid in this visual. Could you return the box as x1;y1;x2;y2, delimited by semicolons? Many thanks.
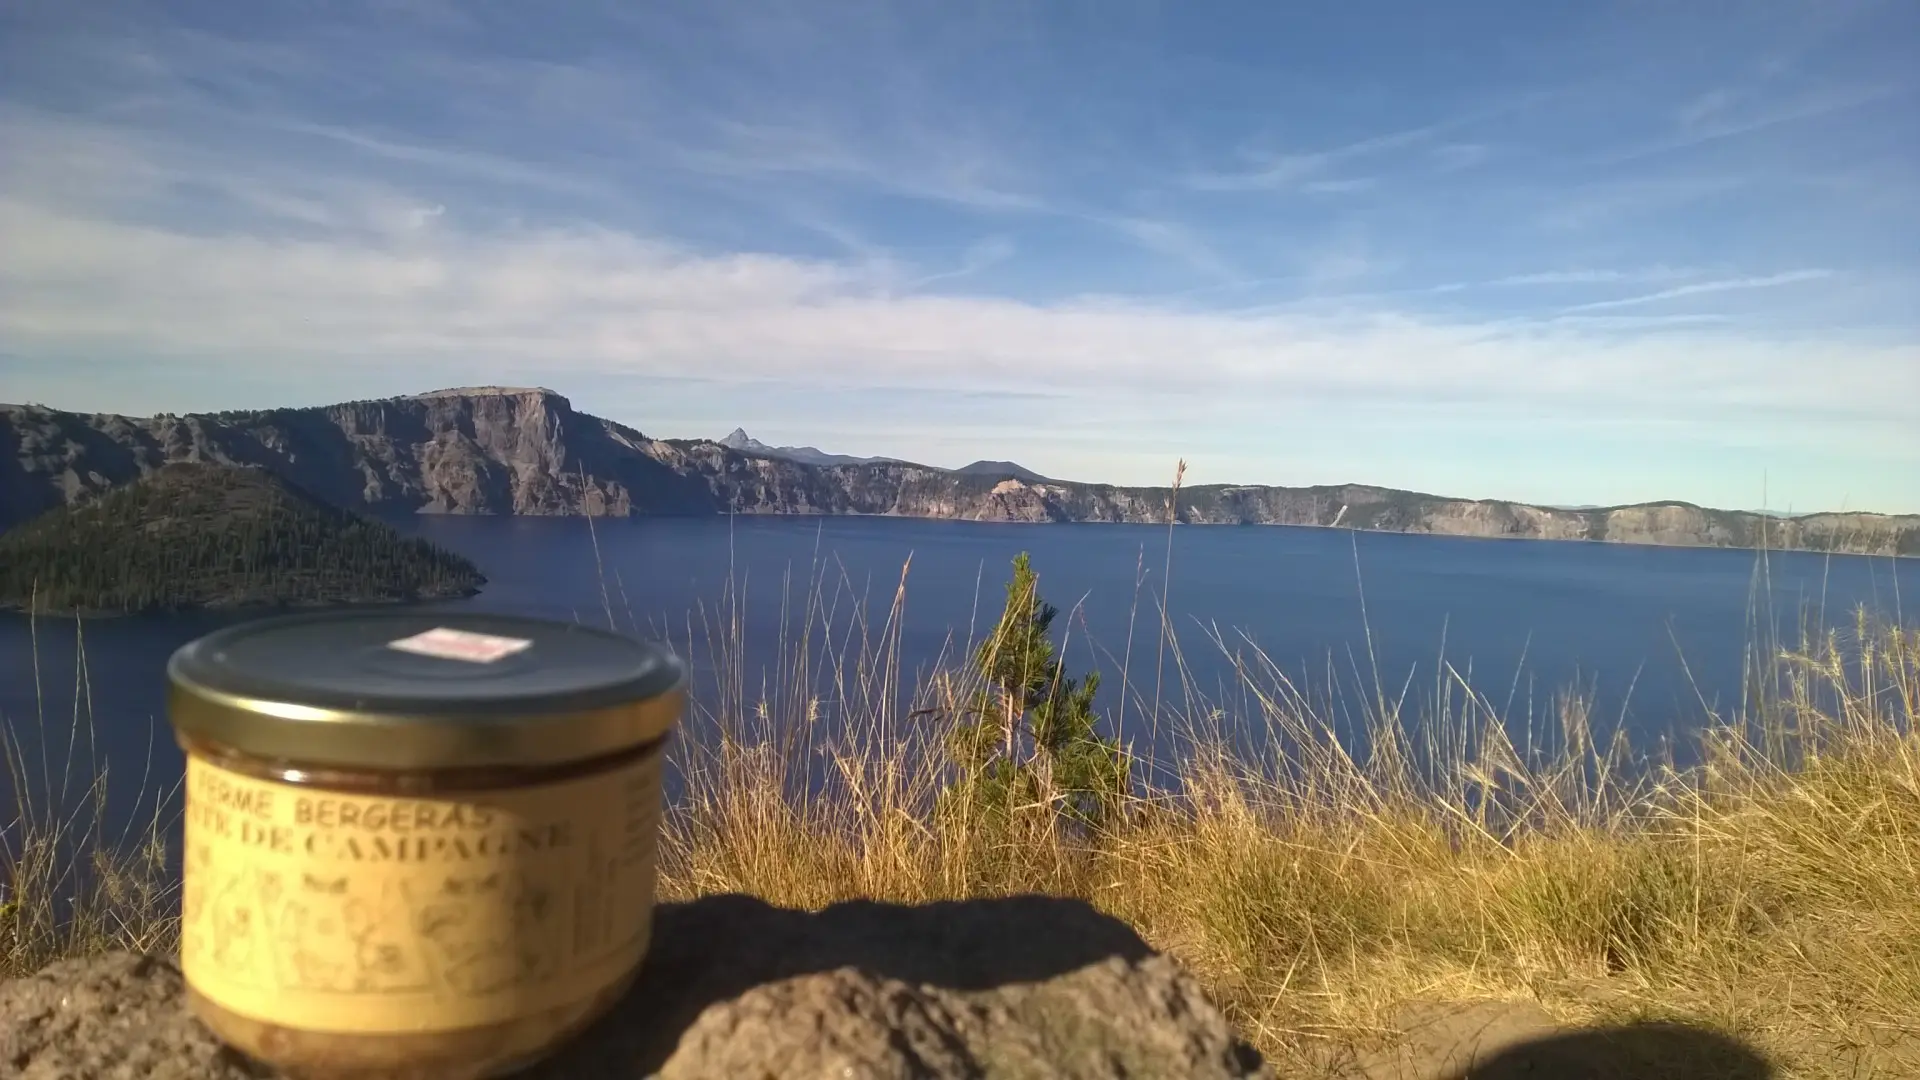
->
387;626;534;664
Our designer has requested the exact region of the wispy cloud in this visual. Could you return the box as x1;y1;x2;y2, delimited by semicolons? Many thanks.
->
1533;174;1751;232
1094;216;1237;280
905;235;1017;290
1604;81;1908;165
1186;120;1446;192
680;118;1043;213
1487;267;1697;287
275;119;619;201
1675;88;1740;130
1561;269;1835;313
1549;313;1735;329
1431;143;1488;173
1494;269;1633;286
1302;177;1380;194
670;115;1249;281
1185;95;1538;193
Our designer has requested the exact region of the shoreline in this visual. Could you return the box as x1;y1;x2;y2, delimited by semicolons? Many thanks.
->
393;508;1920;561
0;586;485;621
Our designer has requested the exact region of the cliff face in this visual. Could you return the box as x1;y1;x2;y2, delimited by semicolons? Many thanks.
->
1;388;715;523
3;388;1915;556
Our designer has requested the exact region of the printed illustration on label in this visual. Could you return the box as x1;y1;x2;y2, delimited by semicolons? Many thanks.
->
178;751;662;1034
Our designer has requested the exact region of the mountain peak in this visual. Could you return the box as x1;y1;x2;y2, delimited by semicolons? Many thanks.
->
713;427;899;468
956;460;1054;484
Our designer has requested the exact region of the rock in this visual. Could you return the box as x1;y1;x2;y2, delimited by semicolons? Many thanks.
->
0;893;1269;1080
0;953;261;1080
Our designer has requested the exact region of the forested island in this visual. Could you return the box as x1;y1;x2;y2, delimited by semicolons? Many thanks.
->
0;462;484;615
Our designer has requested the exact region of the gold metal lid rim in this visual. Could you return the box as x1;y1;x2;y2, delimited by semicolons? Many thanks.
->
167;669;686;772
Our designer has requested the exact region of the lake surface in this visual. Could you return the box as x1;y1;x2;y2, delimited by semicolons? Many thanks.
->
3;515;1914;839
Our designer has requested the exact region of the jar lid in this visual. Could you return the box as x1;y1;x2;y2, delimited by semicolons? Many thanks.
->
167;611;686;770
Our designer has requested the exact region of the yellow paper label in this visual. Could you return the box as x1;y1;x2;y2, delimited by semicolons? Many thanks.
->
179;748;662;1034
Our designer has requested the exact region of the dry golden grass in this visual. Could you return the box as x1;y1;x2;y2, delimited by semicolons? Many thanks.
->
656;565;1919;1079
4;551;1916;1079
2;613;178;977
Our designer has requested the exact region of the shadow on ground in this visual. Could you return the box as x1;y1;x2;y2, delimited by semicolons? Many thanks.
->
1436;1021;1772;1080
1331;997;1776;1080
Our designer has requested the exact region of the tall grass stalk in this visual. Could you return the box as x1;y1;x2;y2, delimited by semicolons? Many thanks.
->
3;604;179;975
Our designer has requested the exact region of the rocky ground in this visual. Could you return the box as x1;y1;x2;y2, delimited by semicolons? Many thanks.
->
2;893;1777;1079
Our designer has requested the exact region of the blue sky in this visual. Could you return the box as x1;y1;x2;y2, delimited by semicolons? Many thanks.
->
2;1;1916;513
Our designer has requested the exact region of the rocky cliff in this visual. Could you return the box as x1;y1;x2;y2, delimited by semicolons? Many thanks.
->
3;387;1914;556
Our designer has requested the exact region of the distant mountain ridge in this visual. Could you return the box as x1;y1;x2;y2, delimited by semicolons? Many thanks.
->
718;428;1056;482
2;387;1914;557
717;427;900;467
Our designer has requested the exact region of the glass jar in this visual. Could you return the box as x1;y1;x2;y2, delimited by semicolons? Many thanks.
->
167;612;685;1079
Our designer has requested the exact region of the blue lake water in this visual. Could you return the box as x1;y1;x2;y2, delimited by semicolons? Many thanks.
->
2;515;1914;840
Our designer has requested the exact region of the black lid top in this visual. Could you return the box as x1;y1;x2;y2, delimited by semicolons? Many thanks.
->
167;611;685;770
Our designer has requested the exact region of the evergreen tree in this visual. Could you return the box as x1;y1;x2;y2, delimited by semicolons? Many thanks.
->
942;553;1128;830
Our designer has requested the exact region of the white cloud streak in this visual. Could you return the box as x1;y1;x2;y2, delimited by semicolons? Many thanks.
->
1471;267;1702;287
2;193;1909;434
1301;177;1379;194
1491;269;1631;286
1561;269;1836;313
1187;121;1444;192
1186;97;1536;193
1605;81;1908;165
1675;87;1739;130
1430;143;1488;173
